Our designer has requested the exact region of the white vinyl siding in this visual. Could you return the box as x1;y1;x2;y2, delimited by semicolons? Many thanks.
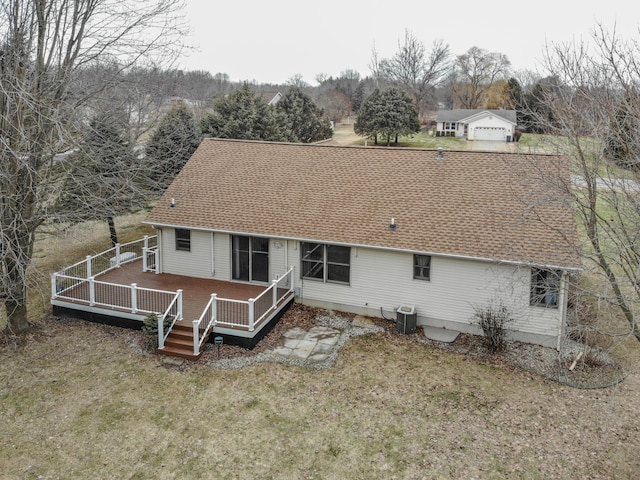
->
159;232;565;344
269;239;287;278
292;245;564;340
213;233;231;280
161;229;214;278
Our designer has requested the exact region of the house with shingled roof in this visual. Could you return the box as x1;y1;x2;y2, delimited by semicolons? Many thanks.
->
436;109;517;141
139;138;580;349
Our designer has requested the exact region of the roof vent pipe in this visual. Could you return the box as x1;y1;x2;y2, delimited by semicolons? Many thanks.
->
436;147;444;160
389;218;397;231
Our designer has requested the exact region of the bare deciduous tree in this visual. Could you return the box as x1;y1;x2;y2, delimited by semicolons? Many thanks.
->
449;46;511;109
0;0;185;332
526;25;640;343
379;30;450;114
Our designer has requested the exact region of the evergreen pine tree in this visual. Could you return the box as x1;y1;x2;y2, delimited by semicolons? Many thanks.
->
355;87;419;145
60;111;147;245
276;86;333;143
146;103;201;191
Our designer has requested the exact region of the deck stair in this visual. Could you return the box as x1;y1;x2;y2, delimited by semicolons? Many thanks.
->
158;323;211;361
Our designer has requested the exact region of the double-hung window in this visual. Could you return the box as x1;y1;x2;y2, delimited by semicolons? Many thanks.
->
175;228;191;252
413;254;431;281
530;268;560;308
301;242;350;284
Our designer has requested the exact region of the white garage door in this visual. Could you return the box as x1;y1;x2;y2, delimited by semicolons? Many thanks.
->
475;126;505;141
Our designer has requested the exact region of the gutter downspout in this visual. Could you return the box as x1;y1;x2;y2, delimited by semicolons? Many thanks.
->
557;271;569;351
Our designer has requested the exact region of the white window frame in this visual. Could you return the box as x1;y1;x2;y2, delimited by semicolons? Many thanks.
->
175;228;191;252
301;242;350;284
530;268;560;308
413;254;431;281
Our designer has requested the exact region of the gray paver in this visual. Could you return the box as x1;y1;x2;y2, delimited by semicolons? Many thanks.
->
284;327;308;339
284;338;301;349
272;346;294;357
311;342;334;354
316;335;339;346
271;326;342;364
290;348;311;360
294;339;317;354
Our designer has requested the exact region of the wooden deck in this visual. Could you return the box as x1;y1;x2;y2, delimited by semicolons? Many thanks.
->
92;260;268;322
50;237;296;355
52;259;295;350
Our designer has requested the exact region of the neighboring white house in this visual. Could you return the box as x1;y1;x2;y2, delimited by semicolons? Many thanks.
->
257;91;282;106
436;109;517;141
144;139;580;348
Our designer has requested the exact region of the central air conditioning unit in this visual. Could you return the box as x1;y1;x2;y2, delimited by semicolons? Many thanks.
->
396;305;417;334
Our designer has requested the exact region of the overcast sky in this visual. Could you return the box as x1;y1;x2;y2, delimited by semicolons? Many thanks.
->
177;0;638;85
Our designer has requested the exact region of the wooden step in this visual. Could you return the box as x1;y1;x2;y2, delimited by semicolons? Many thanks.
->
170;324;194;337
157;324;212;361
158;344;202;360
165;336;193;349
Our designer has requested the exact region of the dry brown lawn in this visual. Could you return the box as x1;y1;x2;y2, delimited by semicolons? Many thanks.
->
1;210;639;479
332;121;363;146
1;315;639;479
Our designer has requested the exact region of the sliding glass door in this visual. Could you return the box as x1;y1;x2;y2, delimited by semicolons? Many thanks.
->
232;235;269;282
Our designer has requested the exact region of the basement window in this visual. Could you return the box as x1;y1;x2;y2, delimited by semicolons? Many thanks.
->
175;228;191;252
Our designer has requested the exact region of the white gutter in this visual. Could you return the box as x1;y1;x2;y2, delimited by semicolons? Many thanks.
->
144;220;582;273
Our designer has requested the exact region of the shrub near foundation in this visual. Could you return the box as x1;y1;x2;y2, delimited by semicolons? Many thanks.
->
473;300;513;353
141;313;171;337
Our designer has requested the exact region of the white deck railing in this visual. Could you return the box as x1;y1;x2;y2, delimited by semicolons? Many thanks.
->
192;294;217;355
51;234;180;329
52;273;179;317
190;267;295;355
158;290;183;349
53;236;158;284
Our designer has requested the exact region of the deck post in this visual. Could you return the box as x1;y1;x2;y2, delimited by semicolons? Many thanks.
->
154;249;160;274
114;243;121;267
248;298;255;331
177;289;183;320
142;236;150;272
192;320;200;356
285;265;296;293
158;314;164;349
86;255;92;279
290;266;295;292
89;276;95;306
51;273;58;299
211;294;217;325
131;283;138;313
272;279;278;307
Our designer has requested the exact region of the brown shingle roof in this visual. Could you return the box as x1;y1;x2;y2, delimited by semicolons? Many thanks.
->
145;138;581;270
